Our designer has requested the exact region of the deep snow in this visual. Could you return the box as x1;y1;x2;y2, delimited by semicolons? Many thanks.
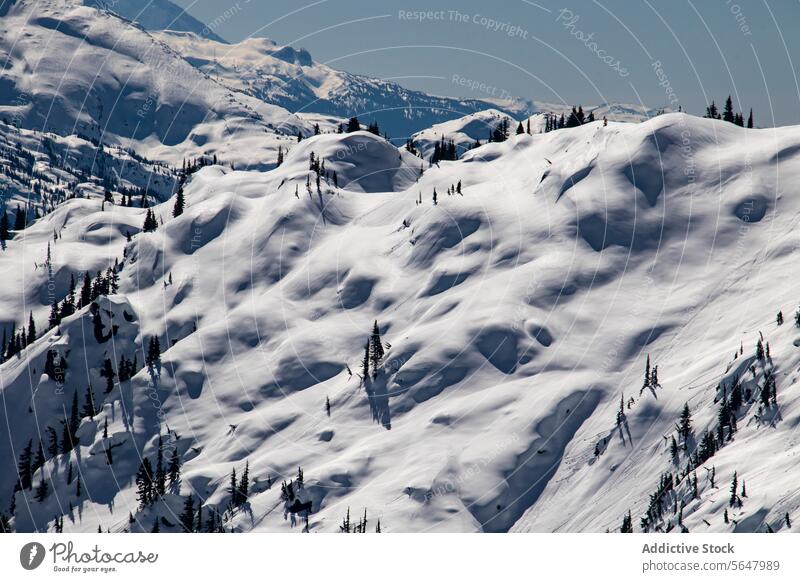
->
3;109;800;534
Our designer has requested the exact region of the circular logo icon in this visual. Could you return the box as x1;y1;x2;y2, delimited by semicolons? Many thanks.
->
19;542;46;570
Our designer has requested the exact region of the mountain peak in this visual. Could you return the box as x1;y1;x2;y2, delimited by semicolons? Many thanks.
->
83;0;227;43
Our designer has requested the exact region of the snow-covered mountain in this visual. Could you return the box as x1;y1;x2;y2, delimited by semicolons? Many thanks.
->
0;0;309;168
151;30;524;141
83;0;226;42
3;110;800;534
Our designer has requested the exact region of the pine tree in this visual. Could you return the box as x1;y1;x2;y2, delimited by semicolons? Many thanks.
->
142;209;158;232
722;95;735;123
0;210;9;242
26;311;36;345
747;108;754;128
17;439;33;490
325;396;331;417
228;467;238;507
167;447;181;493
369;320;384;377
238;461;249;504
48;300;60;329
620;510;633;533
146;336;161;367
101;358;115;394
33;441;45;472
78;271;92;309
346;117;360;133
172;186;185;218
678;403;692;443
340;507;351;533
46;427;59;457
729;471;738;507
13;207;26;230
180;494;195;532
81;384;96;419
135;459;154;508
155;436;166;498
361;340;370;383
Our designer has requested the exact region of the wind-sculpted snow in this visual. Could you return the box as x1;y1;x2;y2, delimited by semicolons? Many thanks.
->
3;111;800;534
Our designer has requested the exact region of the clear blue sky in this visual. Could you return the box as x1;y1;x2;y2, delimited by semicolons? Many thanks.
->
172;0;800;126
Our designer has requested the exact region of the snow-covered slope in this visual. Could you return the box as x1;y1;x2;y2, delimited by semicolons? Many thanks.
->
83;0;227;43
3;112;800;534
0;0;309;166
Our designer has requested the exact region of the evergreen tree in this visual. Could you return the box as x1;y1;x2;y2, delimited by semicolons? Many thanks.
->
238;461;250;505
167;447;181;493
228;467;238;507
346;117;360;133
33;441;45;472
17;439;33;490
135;458;154;508
180;494;195;532
13;207;26;231
325;395;331;417
155;436;166;498
146;336;161;367
26;311;36;345
705;101;720;119
142;209;158;232
172;186;185;218
729;471;738;507
620;510;633;533
516;122;524;135
0;210;9;242
361;340;370;382
722;95;735;123
101;358;115;394
46;427;59;457
369;320;384;377
678;403;692;443
48;300;60;329
81;384;96;419
747;108;754;128
78;272;92;309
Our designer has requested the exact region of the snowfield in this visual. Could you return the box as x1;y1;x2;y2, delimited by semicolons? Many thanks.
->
3;107;800;534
